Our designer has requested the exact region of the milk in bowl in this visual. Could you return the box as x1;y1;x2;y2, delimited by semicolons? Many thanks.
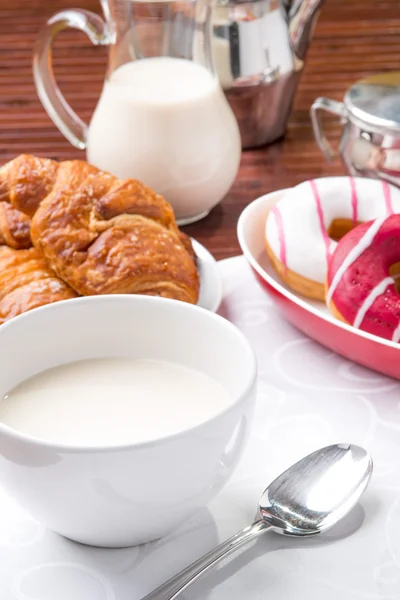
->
0;357;232;446
87;58;241;223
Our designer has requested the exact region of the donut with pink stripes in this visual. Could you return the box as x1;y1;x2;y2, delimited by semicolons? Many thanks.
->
265;177;400;300
327;214;400;342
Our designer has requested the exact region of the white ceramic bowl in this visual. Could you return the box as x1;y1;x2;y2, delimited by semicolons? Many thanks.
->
0;296;256;548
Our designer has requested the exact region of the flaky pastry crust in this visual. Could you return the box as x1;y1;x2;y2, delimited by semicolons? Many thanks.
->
0;246;77;324
0;155;199;305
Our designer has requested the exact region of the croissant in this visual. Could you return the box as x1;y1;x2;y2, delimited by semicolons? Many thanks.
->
0;154;58;249
0;202;31;249
0;154;200;304
0;246;77;324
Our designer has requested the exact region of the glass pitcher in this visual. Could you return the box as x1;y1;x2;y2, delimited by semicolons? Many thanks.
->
33;0;241;224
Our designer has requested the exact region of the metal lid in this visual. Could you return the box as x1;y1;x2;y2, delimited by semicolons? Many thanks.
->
344;72;400;134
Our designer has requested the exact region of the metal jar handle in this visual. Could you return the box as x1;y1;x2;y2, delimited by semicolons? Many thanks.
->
33;10;111;150
310;97;346;162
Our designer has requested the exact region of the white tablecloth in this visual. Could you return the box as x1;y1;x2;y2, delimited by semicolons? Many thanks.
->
2;255;400;600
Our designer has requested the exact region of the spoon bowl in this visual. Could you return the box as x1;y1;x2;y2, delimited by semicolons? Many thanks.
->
260;443;372;536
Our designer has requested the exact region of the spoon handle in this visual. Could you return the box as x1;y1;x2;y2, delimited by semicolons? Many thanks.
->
141;519;271;600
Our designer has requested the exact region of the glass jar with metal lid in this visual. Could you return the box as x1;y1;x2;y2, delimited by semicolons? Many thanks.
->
311;73;400;187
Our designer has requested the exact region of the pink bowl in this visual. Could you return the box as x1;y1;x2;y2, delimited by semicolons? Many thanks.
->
237;189;400;381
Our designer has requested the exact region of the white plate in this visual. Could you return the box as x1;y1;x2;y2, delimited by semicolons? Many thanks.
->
192;239;222;312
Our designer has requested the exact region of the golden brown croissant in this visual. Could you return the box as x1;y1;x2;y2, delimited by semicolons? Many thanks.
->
0;154;59;249
1;154;200;304
0;202;31;249
0;246;77;324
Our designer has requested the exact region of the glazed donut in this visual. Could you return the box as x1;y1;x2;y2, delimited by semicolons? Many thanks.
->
265;177;400;300
327;214;400;342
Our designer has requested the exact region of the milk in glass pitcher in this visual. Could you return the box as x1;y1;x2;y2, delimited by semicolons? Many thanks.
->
33;0;241;224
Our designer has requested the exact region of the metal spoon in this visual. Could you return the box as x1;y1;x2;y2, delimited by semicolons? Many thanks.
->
142;443;372;600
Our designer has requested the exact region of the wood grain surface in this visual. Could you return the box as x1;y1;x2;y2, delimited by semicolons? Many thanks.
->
1;0;399;259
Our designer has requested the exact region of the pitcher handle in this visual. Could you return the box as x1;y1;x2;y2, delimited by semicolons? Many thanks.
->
310;97;346;162
33;10;111;150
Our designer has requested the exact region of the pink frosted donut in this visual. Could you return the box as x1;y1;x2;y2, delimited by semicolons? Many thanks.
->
327;213;400;342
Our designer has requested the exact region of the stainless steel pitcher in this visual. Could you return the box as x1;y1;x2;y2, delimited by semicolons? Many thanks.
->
212;0;326;148
311;73;400;188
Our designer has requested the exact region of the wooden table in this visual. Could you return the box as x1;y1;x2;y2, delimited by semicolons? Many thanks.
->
1;0;399;259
